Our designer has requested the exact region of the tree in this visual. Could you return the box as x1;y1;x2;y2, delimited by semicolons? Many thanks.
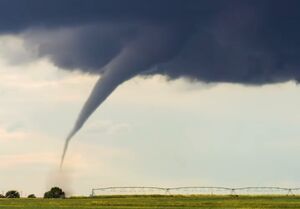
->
44;187;65;199
27;194;36;198
5;190;20;198
0;194;5;198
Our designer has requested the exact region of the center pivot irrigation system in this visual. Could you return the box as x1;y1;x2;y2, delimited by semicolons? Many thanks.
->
91;186;300;196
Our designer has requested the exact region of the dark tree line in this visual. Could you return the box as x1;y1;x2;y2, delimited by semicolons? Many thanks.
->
0;187;65;198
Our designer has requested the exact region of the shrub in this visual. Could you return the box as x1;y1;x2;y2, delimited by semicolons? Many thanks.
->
5;190;20;198
44;187;65;199
0;194;5;198
27;194;36;198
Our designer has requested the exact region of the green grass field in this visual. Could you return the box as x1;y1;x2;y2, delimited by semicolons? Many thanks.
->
1;195;300;209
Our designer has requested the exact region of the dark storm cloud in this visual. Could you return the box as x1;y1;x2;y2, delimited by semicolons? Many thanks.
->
23;24;138;72
1;0;299;84
0;0;210;33
1;0;300;165
157;1;300;84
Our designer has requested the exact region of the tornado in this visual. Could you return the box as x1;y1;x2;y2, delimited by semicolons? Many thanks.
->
60;25;190;167
60;53;137;168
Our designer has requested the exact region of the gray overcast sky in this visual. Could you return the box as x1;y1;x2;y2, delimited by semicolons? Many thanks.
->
1;36;300;196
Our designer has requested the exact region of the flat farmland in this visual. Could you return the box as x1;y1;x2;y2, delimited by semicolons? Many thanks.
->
1;195;300;209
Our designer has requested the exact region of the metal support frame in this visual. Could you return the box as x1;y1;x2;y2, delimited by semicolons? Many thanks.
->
90;186;300;196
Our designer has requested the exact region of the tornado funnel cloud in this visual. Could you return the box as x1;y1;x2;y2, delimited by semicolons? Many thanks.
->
59;25;193;167
60;69;131;167
60;129;76;168
59;43;152;167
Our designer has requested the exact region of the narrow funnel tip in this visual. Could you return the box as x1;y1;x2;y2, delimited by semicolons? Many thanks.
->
60;130;77;169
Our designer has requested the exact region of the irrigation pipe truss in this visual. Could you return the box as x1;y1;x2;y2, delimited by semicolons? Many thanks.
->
91;186;300;196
